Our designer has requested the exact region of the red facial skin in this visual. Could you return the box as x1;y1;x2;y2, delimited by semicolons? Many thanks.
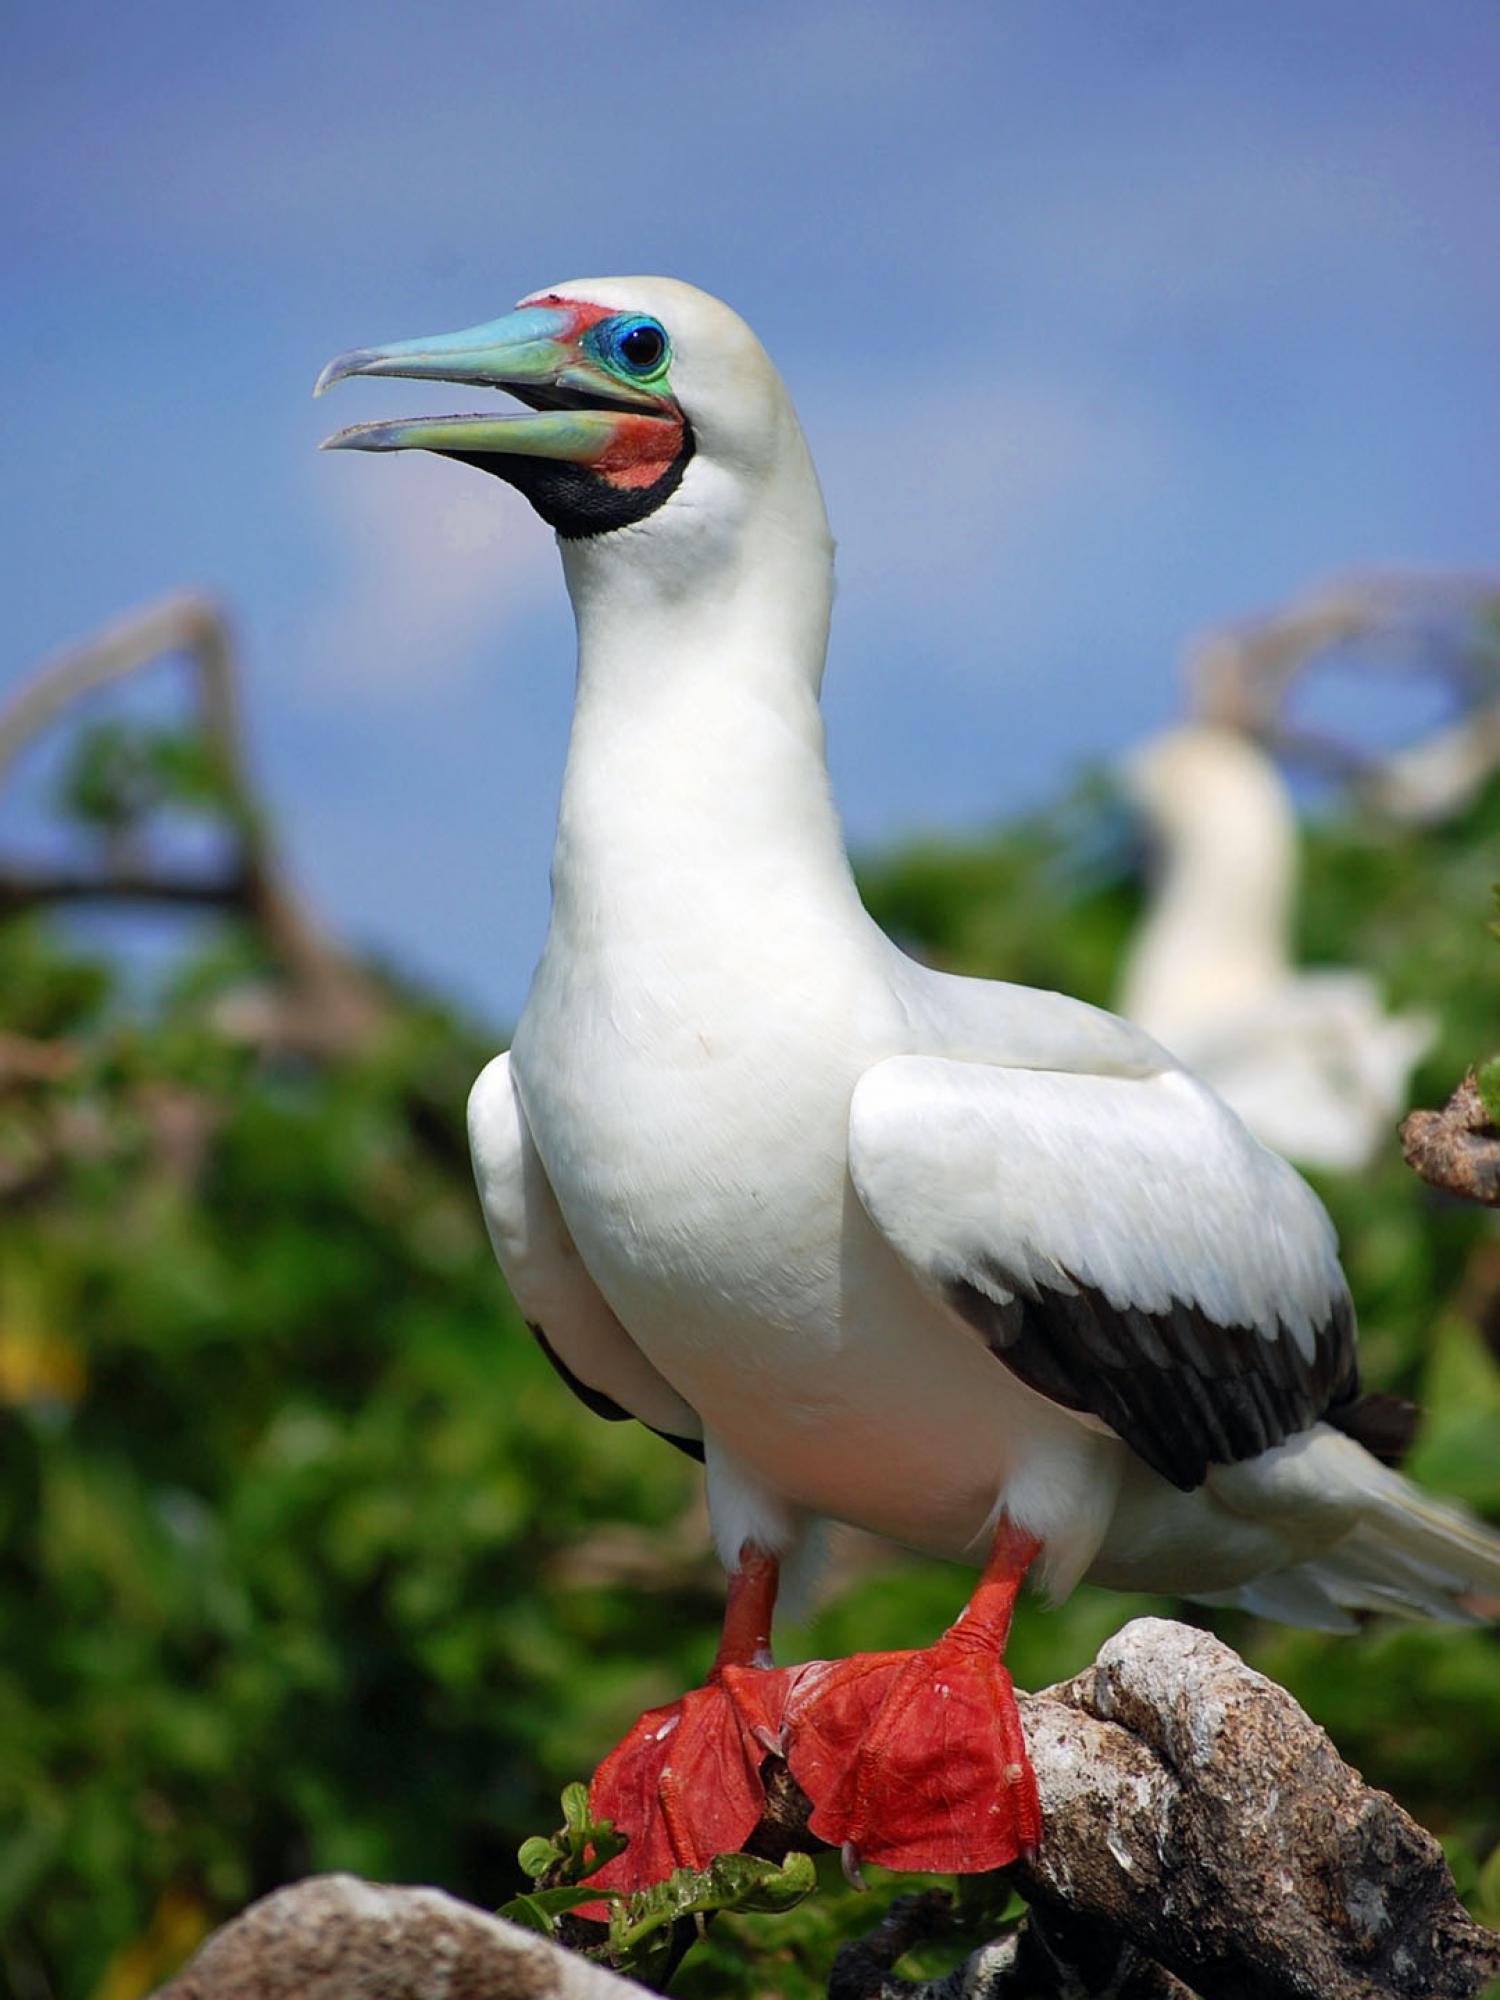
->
530;294;686;492
591;413;685;489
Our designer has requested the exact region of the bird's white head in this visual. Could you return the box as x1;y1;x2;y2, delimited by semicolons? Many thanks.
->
316;277;833;634
1124;724;1296;858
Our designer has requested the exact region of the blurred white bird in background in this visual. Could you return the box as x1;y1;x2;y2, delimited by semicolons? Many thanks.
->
1118;723;1434;1172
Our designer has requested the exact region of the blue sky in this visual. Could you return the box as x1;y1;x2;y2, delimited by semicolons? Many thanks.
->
5;2;1497;1023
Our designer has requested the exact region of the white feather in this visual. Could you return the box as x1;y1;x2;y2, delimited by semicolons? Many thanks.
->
848;1051;1343;1354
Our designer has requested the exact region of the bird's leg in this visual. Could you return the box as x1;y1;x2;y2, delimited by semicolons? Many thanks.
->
781;1518;1042;1878
584;1546;791;1893
711;1544;780;1673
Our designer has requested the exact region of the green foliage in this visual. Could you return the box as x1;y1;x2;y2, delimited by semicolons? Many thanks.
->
0;938;711;1997
58;722;242;835
511;1781;625;1891
660;1861;1024;1999
2;765;1499;1997
0;917;112;1040
1477;1057;1500;1126
856;773;1142;1011
598;1850;817;1988
498;1787;816;1988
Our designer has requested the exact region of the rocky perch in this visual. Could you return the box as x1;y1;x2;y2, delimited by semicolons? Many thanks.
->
155;1618;1500;2000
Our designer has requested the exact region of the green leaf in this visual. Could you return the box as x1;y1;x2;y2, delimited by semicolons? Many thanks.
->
60;721;159;829
1477;1839;1500;1928
605;1851;818;1976
515;1786;627;1890
700;1850;819;1916
517;1837;558;1881
498;1884;621;1936
498;1891;559;1937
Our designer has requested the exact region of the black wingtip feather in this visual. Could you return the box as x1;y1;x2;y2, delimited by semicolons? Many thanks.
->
1327;1390;1422;1467
946;1262;1361;1492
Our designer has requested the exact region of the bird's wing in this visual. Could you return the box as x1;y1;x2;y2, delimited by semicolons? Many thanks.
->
1169;975;1437;1171
468;1053;703;1459
847;1051;1361;1492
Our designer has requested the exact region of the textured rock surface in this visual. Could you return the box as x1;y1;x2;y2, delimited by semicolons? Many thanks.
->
1007;1618;1500;2000
153;1874;644;2000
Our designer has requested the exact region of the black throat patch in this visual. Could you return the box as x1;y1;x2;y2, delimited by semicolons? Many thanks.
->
440;417;696;540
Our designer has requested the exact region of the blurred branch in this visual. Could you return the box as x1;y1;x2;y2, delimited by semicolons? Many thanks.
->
830;1903;1194;2000
0;593;240;786
1186;568;1500;821
0;863;253;912
0;1031;78;1085
0;592;385;1054
1401;1071;1500;1207
156;1621;1500;2000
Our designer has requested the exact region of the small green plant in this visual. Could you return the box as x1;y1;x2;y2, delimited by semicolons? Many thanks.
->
501;1786;816;1987
514;1780;627;1889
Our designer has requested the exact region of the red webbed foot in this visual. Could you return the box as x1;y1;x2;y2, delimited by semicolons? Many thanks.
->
584;1547;788;1896
581;1525;1043;1896
585;1663;791;1893
782;1636;1037;1874
783;1522;1042;1877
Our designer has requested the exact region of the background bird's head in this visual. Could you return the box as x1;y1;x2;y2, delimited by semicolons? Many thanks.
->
1123;724;1297;858
316;277;832;604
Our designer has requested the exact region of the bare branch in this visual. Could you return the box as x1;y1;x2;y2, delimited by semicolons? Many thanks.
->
0;1032;78;1085
1184;568;1500;821
827;1889;960;2000
0;864;254;914
0;594;386;1053
1401;1071;1500;1207
0;593;235;786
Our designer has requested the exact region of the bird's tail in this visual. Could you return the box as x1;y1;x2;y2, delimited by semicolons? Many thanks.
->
1205;1428;1500;1632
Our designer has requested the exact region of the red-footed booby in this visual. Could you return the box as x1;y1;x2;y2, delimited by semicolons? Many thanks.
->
1118;724;1434;1171
317;280;1500;1895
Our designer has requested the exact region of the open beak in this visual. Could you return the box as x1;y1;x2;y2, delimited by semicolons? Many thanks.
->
315;301;673;465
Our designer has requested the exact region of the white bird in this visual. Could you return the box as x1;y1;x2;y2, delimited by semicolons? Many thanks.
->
317;280;1500;1893
1118;723;1434;1171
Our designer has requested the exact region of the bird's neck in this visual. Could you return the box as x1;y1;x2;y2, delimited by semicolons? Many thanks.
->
546;523;865;954
1129;812;1296;1022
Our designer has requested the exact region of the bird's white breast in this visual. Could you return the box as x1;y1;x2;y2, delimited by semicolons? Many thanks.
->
510;879;1120;1571
512;888;871;1370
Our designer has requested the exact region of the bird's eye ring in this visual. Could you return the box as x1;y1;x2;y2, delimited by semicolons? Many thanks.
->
611;317;668;375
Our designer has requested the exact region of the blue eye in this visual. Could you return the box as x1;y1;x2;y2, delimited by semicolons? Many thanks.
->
611;317;668;374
